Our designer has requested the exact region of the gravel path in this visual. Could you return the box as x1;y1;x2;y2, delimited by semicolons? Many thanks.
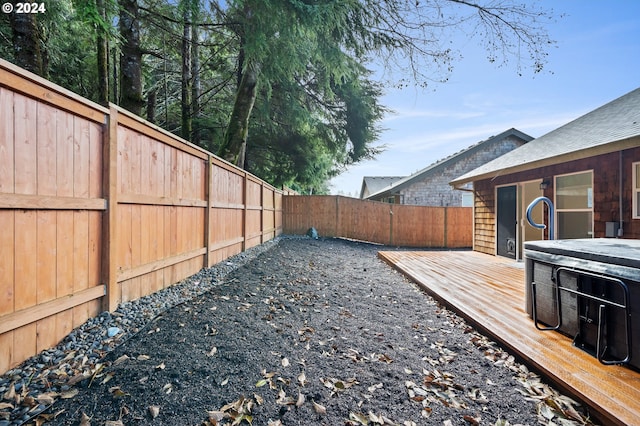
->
1;237;597;425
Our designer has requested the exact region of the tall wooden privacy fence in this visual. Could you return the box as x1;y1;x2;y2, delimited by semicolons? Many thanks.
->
283;196;473;247
0;60;285;373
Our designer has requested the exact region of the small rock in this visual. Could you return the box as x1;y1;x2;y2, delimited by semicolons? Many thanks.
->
306;227;319;239
107;327;121;337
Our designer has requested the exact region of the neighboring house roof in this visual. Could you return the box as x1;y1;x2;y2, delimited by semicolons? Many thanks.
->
366;128;533;200
451;87;640;187
359;176;405;199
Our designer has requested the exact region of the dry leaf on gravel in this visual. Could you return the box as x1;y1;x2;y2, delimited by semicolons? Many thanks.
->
148;405;160;419
312;400;326;415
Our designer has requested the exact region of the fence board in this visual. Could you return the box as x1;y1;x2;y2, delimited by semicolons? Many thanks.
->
0;88;15;192
57;110;74;197
36;211;58;351
14;93;37;194
37;102;57;196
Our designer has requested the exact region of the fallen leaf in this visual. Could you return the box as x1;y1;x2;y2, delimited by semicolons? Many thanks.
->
297;371;307;387
113;354;130;366
368;411;385;424
221;378;229;386
312;400;326;415
296;392;305;407
281;358;290;367
0;402;14;410
35;393;56;405
155;362;165;370
79;412;91;426
254;394;264;405
101;372;115;385
148;405;160;419
22;395;37;407
105;421;124;426
367;383;383;393
267;420;283;426
162;383;173;394
3;384;15;402
349;412;369;425
276;389;295;405
378;354;393;363
463;414;480;425
207;410;226;422
137;354;150;361
109;387;128;398
207;347;218;357
255;379;268;388
563;404;585;422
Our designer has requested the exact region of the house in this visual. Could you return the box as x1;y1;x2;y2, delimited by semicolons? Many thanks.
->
450;87;640;260
359;176;405;199
365;128;532;206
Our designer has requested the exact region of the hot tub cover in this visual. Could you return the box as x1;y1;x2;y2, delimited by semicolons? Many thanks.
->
524;238;640;281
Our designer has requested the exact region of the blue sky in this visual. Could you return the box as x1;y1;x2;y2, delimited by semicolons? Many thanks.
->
329;0;640;196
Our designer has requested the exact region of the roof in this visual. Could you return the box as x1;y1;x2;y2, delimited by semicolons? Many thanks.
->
359;176;405;198
366;128;532;200
451;87;640;187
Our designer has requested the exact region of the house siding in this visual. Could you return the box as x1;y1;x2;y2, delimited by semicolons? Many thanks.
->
472;145;640;252
473;180;496;255
400;136;527;207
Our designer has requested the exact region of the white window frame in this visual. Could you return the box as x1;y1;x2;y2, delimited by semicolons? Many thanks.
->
554;170;594;239
633;162;640;219
461;192;473;207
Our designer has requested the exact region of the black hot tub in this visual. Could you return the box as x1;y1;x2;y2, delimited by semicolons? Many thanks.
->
524;238;640;368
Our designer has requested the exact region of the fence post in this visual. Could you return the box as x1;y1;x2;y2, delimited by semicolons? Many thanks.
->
204;155;213;267
389;204;394;246
260;181;265;243
242;172;248;251
102;105;119;312
273;189;277;236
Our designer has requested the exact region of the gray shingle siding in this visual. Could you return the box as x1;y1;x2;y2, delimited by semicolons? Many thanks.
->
400;136;526;206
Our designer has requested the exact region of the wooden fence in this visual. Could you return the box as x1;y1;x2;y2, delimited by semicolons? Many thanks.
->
0;59;284;374
283;195;473;247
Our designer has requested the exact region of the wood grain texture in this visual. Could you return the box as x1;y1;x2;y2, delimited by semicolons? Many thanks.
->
0;59;284;373
378;250;640;426
283;196;472;248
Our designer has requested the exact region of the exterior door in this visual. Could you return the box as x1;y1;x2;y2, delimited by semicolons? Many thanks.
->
518;180;544;258
497;185;517;258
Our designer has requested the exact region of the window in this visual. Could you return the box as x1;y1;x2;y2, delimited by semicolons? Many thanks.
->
461;192;473;207
555;171;593;239
634;162;640;219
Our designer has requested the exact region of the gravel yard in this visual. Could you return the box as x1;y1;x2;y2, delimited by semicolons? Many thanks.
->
1;237;596;425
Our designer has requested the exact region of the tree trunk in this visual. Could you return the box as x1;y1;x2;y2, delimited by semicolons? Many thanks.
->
146;88;157;123
181;3;192;140
96;0;109;105
119;0;144;116
9;5;44;76
218;59;259;168
191;13;201;146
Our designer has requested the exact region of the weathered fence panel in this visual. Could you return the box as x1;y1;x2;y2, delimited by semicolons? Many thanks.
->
0;59;284;374
283;195;472;248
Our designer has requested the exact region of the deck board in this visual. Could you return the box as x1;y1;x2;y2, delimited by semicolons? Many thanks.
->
378;250;640;426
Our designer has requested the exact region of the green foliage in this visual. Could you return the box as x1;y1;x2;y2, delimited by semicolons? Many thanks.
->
0;0;556;192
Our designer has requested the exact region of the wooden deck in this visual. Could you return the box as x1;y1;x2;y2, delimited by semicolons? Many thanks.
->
378;250;640;426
